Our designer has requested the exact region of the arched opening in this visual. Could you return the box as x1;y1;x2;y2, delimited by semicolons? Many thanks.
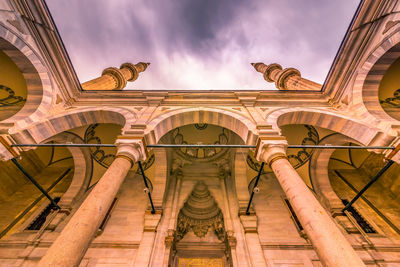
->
152;123;242;266
272;109;394;146
145;109;257;145
379;54;400;120
0;122;144;239
328;145;400;239
0;34;47;124
10;109;130;145
169;181;231;266
0;143;74;238
0;46;27;120
354;37;400;124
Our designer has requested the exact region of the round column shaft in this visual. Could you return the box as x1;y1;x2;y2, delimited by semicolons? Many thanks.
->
37;140;144;267
261;144;365;267
251;62;321;91
81;62;150;91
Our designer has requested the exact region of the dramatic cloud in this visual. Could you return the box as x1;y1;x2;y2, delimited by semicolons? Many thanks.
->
46;0;360;90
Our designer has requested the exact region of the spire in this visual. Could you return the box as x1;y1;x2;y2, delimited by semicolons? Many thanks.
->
81;62;150;90
251;62;321;91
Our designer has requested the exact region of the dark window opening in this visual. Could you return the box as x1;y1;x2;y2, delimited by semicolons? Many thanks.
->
97;198;118;235
26;197;61;230
283;198;306;239
342;199;376;234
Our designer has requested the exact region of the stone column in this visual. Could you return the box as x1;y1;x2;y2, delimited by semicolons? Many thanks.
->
81;62;150;90
257;141;365;267
37;138;146;267
251;62;321;91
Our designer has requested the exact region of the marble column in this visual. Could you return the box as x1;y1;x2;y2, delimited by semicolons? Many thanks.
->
251;62;321;91
37;138;146;267
81;62;150;90
257;141;365;267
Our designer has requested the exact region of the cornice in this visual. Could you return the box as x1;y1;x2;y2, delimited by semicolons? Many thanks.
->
68;89;330;107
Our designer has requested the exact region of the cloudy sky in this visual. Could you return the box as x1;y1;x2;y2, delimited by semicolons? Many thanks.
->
46;0;360;90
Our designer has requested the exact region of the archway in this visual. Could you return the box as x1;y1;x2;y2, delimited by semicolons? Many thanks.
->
9;108;135;145
328;144;400;239
352;32;400;126
269;108;395;146
145;108;257;145
0;26;51;124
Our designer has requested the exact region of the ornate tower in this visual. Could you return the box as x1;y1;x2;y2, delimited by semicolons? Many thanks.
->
251;62;321;91
81;62;150;90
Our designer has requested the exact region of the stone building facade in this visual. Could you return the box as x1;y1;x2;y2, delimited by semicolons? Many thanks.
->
1;0;400;266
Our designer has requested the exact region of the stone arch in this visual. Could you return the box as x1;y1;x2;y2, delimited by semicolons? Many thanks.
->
266;108;395;146
145;108;257;145
0;24;52;125
9;107;136;145
309;134;360;212
352;30;400;124
45;132;93;208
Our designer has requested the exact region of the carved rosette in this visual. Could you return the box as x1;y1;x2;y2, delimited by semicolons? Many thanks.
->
175;181;225;242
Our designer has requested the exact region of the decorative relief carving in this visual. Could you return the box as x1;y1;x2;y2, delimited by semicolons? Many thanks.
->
175;181;226;242
0;85;26;107
216;158;231;177
247;125;319;171
380;89;400;108
194;123;208;130
84;124;116;167
170;158;190;177
287;125;319;169
247;125;319;190
172;125;230;159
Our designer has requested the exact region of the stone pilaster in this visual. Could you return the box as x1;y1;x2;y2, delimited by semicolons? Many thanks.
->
251;62;321;91
256;139;365;267
239;211;268;267
81;62;150;90
37;137;146;267
133;210;162;266
0;135;20;161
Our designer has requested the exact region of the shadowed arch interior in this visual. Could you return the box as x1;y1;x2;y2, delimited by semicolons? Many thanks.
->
146;109;257;145
0;36;43;123
275;110;394;146
10;109;127;145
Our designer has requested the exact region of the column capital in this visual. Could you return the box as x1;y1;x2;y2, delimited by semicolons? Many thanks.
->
255;138;288;164
115;136;147;166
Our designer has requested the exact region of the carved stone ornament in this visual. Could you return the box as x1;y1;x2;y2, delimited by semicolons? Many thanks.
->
175;181;225;242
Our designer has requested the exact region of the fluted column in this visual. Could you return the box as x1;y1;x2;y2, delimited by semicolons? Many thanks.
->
81;62;150;90
251;62;321;91
256;140;365;267
37;137;146;267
